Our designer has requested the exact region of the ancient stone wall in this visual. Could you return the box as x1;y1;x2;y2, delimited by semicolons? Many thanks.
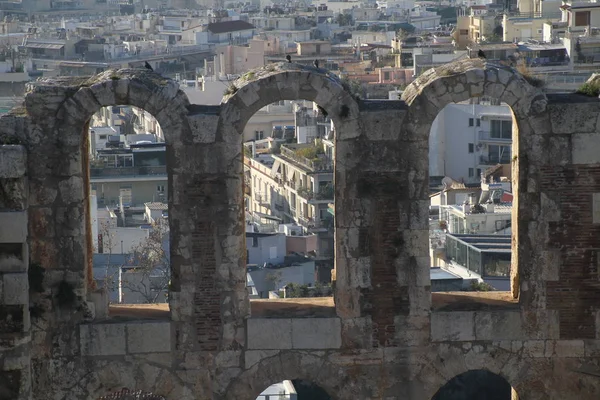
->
0;60;599;400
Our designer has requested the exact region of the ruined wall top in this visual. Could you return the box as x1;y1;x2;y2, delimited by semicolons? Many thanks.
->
220;62;361;136
22;69;190;145
402;58;548;121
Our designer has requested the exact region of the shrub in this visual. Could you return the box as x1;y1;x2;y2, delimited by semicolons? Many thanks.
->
577;81;600;97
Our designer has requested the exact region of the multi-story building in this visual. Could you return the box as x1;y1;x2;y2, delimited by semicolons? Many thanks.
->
560;0;600;65
90;140;167;209
244;139;334;257
430;99;513;184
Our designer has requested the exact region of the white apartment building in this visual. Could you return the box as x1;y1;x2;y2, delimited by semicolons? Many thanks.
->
245;140;334;231
244;139;334;256
429;100;513;184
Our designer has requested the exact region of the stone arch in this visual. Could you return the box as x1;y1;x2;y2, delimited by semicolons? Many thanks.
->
431;369;519;400
22;69;192;322
220;352;342;400
401;58;547;128
49;68;191;148
216;63;362;321
219;63;360;138
400;59;548;300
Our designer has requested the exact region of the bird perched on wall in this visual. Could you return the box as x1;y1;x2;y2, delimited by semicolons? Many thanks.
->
478;49;486;59
313;59;319;68
144;61;153;71
286;54;292;63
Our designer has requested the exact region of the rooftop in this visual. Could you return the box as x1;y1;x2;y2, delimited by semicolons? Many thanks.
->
207;20;255;34
144;202;168;211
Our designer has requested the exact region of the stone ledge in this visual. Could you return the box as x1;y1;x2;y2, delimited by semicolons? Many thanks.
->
80;323;126;356
247;318;292;350
0;145;26;179
127;321;171;354
292;318;341;349
0;212;27;243
246;318;342;350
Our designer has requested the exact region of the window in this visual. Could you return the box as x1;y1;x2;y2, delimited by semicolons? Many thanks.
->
468;118;474;127
460;29;469;35
575;11;590;27
488;145;511;164
468;143;474;153
99;134;107;140
252;236;259;247
157;185;165;192
468;168;474;177
476;118;481;127
490;120;512;139
477;168;482;177
384;71;391;80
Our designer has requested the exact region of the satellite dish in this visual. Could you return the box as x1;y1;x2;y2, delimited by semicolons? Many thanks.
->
441;176;455;190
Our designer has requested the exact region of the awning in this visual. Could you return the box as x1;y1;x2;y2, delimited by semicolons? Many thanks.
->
25;42;64;50
270;160;281;178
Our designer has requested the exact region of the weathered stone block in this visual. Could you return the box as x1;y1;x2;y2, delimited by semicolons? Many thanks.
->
431;312;475;342
0;212;27;243
0;145;26;178
474;311;523;341
246;318;292;350
244;350;279;369
572;133;600;164
550;340;585;358
188;114;218;144
2;273;28;305
79;323;126;356
594;193;600;224
291;318;341;349
127;321;171;354
89;289;109;320
0;305;24;333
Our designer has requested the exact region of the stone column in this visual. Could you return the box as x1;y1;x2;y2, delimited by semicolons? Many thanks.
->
0;145;32;400
171;111;248;352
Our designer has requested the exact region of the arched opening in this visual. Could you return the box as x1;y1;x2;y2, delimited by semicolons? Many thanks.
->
88;105;170;308
221;64;361;322
256;380;332;400
402;60;547;311
428;95;516;296
432;370;518;400
40;69;190;323
243;99;335;309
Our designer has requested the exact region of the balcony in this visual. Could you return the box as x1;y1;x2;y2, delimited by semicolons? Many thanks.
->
478;131;512;143
479;156;510;166
297;214;321;229
296;184;334;201
280;145;333;172
254;193;271;209
90;165;167;178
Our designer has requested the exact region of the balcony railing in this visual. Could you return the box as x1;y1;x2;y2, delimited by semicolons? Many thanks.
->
479;156;510;165
297;214;321;229
280;146;333;172
90;165;167;178
478;131;512;143
296;185;334;201
254;193;271;209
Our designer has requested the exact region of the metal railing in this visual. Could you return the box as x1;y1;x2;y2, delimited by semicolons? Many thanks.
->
90;165;167;178
478;131;512;143
280;146;333;172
